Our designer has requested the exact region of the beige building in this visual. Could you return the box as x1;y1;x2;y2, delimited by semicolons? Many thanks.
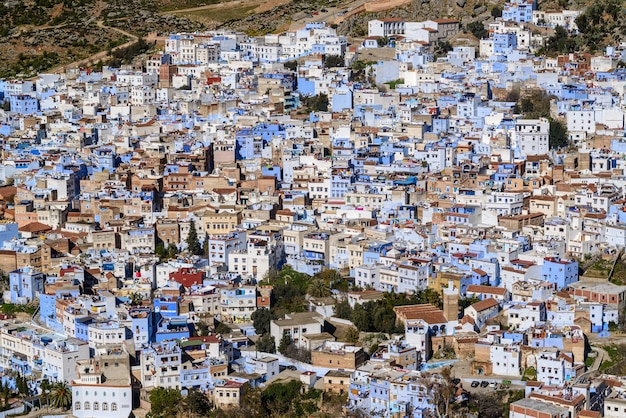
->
201;210;242;235
213;380;246;409
323;370;352;394
311;341;366;370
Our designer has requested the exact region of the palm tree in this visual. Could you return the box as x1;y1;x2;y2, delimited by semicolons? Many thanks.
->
49;382;72;410
307;278;330;298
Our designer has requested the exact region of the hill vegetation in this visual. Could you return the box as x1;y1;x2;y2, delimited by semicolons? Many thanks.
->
0;0;204;78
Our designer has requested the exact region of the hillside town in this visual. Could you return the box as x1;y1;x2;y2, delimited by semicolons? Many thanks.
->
3;0;626;417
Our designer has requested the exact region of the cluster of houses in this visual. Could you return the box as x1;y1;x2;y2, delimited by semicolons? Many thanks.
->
3;0;626;416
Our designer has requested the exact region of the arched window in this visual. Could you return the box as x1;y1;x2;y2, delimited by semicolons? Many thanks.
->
112;403;118;411
84;402;90;410
103;402;108;411
94;402;99;411
75;402;81;410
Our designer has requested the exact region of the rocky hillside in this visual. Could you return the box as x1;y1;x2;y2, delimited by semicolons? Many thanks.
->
0;0;205;78
338;0;499;37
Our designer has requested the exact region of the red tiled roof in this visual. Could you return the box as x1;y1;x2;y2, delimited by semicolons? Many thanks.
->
466;285;507;296
469;298;499;312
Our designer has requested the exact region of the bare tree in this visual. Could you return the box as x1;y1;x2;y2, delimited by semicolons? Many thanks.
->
420;368;455;418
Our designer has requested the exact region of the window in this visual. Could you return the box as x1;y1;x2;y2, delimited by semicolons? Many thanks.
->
84;402;90;410
112;403;118;411
75;402;81;410
103;402;108;411
94;402;99;411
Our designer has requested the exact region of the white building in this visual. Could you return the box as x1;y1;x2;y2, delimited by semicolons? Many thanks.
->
368;18;405;38
485;192;524;216
490;344;521;376
604;393;626;418
207;231;246;268
72;345;133;418
507;302;545;331
270;312;324;350
512;118;550;156
536;350;574;386
227;231;283;281
567;109;596;133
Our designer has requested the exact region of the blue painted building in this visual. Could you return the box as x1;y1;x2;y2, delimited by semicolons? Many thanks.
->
493;33;518;54
541;257;578;290
502;0;536;22
10;267;44;304
155;316;190;342
236;123;286;160
154;297;179;318
9;95;38;114
130;308;155;347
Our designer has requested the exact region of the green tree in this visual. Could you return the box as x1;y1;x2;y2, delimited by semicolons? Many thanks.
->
184;389;213;415
436;41;453;55
543;25;577;55
284;60;298;71
307;278;331;298
278;332;292;355
251;308;273;335
256;333;276;353
167;243;178;259
334;300;352;319
147;387;182;418
549;118;569;149
195;320;210;336
420;367;455;418
467;21;488;39
459;296;481;311
416;288;443;309
491;5;502;17
16;373;28;396
369;342;380;356
315;269;343;285
155;242;167;259
186;219;202;255
261;381;303;416
345;327;360;344
324;55;344;68
351;304;372;331
129;292;144;306
215;322;231;335
303;93;329;112
49;381;72;410
2;382;9;406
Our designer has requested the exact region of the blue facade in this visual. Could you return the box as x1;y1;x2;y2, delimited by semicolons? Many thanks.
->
9;95;38;114
10;268;44;304
180;364;211;391
297;77;316;95
261;166;281;179
154;297;179;318
331;86;353;112
155;316;190;342
502;0;536;22
93;147;117;172
236;124;286;160
130;308;155;346
493;33;518;54
75;317;91;342
541;258;578;290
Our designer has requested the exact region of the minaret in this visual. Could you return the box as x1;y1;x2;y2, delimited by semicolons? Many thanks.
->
443;280;459;323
